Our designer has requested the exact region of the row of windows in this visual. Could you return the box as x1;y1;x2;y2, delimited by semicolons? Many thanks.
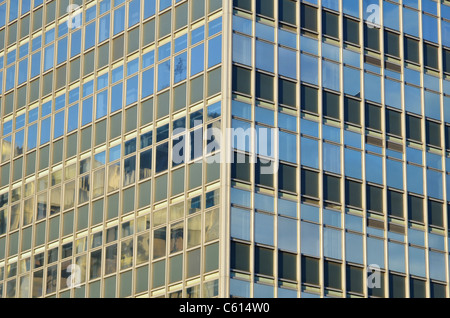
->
230;243;446;297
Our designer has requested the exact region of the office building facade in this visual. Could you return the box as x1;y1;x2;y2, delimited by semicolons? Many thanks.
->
0;0;450;298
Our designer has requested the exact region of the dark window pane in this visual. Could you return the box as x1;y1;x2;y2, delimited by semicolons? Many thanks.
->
255;246;273;276
230;241;250;272
256;72;274;101
346;180;362;208
301;169;318;198
365;103;381;131
324;174;341;204
424;43;438;69
344;18;359;45
428;200;443;227
279;79;296;107
232;66;251;95
444;49;450;74
367;185;383;213
301;85;318;114
344;97;360;125
233;0;251;11
426;120;441;148
323;91;340;120
406;115;422;142
256;0;274;18
231;152;250;182
301;256;319;285
279;164;297;193
384;31;399;57
256;157;274;188
322;11;339;38
410;278;426;298
431;282;446;298
389;274;405;298
301;4;317;31
386;109;401;136
368;271;385;297
408;195;423;223
364;24;379;51
405;37;419;63
346;265;363;294
280;0;297;25
279;251;296;281
324;261;341;290
388;190;403;218
446;126;450;150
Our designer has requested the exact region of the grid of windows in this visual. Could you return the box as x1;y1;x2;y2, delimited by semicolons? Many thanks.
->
0;0;222;298
229;0;450;298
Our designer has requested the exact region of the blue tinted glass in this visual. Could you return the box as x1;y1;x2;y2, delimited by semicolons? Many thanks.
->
324;227;341;260
19;43;29;59
407;164;423;195
255;22;274;41
278;199;297;218
5;65;15;91
404;85;421;115
427;152;442;170
386;159;403;189
256;40;274;72
367;237;384;268
190;44;204;75
54;111;65;138
346;233;363;263
142;68;154;97
323;209;341;227
3;121;12;135
158;42;171;61
28;108;39;123
15;115;25;130
323;125;340;143
57;37;68;64
160;0;171;11
55;94;65;111
301;137;319;169
301;119;319;137
191;26;204;45
112;66;123;83
71;30;82;57
232;100;251;120
144;0;156;18
300;221;319;256
344;130;361;148
233;15;252;35
388;242;405;273
27;124;37;150
83;80;94;97
40;117;51;144
69;87;80;104
31;52;41;78
18;59;28;84
41;101;52;117
126;76;139;105
278;113;296;132
279;132;296;163
45;29;55;44
406;147;422;165
343;0;359;17
427;169;443;199
127;59;139;76
404;67;421;86
96;90;109;119
429;251;445;281
422;14;438;43
111;83;123;112
129;0;140;26
255;106;274;126
109;145;121;162
232;33;251;66
323;143;341;174
230;187;251;207
255;213;274;245
301;36;318;55
99;14;111;42
158;60;171;91
174;34;187;53
142;51;155;68
68;104;79;132
208;17;222;36
231;207;250;240
85;22;96;49
208;35;222;68
100;0;111;14
97;74;108;90
279;47;296;79
345;148;362;179
301;54;318;85
82;98;93;126
174;53;187;83
278;28;296;49
366;153;383;184
403;7;419;36
278;217;297;252
86;5;96;22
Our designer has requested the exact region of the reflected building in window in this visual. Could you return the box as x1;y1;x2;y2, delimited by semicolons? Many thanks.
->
0;0;449;299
